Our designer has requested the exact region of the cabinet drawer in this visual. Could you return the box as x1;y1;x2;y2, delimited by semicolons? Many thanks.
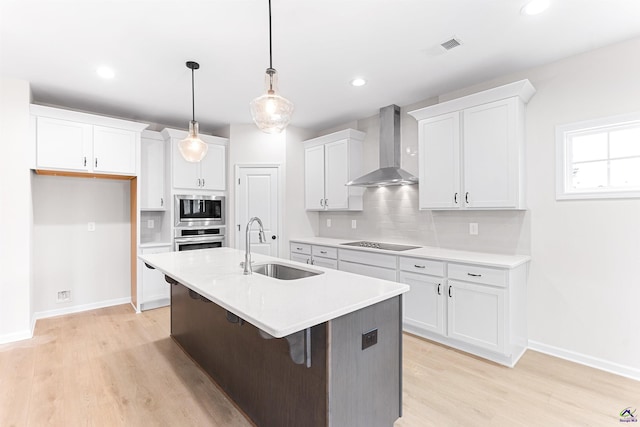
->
312;245;337;259
338;249;397;270
399;256;444;277
339;260;397;281
448;263;507;287
313;257;338;270
290;242;311;255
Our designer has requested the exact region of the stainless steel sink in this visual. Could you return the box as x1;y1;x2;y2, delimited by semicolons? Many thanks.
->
253;263;323;280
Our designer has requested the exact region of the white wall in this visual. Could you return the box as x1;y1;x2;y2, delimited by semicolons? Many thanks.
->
0;78;33;343
31;175;132;316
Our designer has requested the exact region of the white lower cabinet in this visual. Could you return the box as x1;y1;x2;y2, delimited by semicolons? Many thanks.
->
338;249;397;281
400;271;445;336
446;279;505;354
138;245;172;310
290;243;337;269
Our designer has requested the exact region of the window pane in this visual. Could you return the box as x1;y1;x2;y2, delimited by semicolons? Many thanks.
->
571;161;608;189
610;157;640;187
610;127;640;158
570;133;608;162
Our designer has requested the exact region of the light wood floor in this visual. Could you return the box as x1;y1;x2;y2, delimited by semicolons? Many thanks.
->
1;305;638;426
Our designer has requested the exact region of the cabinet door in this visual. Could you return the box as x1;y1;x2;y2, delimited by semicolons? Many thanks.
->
304;145;325;210
140;136;165;210
290;253;311;265
36;117;92;171
140;246;172;305
418;113;461;209
93;126;137;175
172;140;200;190
200;143;226;191
463;98;518;208
324;139;349;210
447;280;505;354
400;271;445;335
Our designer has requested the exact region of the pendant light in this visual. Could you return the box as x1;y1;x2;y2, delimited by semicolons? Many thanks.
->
250;0;294;134
179;61;208;162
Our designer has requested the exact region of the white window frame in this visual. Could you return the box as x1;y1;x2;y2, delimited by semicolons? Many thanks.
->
556;112;640;200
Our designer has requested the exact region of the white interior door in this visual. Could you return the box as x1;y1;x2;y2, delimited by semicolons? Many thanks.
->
237;166;279;257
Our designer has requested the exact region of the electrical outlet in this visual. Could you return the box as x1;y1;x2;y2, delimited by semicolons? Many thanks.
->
87;222;96;232
326;218;331;227
362;329;378;350
57;290;71;303
469;223;479;235
147;219;155;229
351;220;357;229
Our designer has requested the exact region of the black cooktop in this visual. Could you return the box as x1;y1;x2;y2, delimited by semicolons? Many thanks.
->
340;241;421;251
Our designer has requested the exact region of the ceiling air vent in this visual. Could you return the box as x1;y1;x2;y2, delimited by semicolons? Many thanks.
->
440;37;462;51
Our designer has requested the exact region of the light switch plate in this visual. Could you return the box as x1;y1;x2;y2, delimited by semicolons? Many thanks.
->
147;219;155;229
351;220;357;229
87;222;96;232
326;218;331;227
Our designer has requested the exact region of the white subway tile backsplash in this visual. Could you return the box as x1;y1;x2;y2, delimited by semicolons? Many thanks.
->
318;185;529;255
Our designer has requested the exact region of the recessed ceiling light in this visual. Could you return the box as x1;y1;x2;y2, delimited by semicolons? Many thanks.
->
521;0;550;15
96;66;115;79
351;78;367;87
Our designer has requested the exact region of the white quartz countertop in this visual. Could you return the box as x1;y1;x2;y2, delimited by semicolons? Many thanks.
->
139;247;409;338
290;237;531;269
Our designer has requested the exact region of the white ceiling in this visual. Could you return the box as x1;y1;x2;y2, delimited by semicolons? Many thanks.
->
2;0;640;134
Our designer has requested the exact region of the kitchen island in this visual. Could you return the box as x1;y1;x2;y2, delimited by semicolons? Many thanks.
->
139;247;409;427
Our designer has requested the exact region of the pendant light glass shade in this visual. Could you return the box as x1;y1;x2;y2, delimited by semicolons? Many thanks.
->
250;68;294;134
179;61;208;162
251;0;293;134
179;120;208;162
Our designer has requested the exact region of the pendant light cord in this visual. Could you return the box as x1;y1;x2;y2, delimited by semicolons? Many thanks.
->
268;0;273;69
191;66;196;122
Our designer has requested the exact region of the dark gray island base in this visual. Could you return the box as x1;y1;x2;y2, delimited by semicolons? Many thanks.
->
169;279;402;427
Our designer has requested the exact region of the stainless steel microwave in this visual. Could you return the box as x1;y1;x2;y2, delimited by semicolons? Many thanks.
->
174;195;225;227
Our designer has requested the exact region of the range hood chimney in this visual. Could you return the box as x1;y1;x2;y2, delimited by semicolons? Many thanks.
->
346;105;418;187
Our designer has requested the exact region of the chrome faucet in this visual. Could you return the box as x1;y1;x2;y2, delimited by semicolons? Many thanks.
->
244;217;266;275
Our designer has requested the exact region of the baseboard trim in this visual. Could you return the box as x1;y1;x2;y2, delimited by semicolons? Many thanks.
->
33;297;132;322
0;329;33;345
528;340;640;381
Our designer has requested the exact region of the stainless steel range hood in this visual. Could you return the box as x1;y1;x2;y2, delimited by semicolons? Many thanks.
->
345;104;418;187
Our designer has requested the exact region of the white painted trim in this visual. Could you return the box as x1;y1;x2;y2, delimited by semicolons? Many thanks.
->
302;128;365;148
408;79;536;121
30;104;149;132
33;297;131;322
161;127;229;145
528;340;640;381
0;329;33;345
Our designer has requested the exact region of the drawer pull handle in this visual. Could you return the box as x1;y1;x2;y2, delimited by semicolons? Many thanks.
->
296;247;303;250
437;283;441;295
454;192;458;204
320;250;327;254
467;273;482;277
448;286;452;298
465;192;469;204
414;264;425;269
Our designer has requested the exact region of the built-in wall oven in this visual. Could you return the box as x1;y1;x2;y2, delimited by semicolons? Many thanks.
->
174;227;225;252
174;195;226;251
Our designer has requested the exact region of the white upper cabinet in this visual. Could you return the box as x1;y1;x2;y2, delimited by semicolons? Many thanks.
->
162;128;228;191
409;80;535;210
140;131;166;210
31;105;148;176
303;129;365;211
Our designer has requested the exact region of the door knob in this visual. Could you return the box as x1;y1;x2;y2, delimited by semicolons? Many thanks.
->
271;235;277;240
